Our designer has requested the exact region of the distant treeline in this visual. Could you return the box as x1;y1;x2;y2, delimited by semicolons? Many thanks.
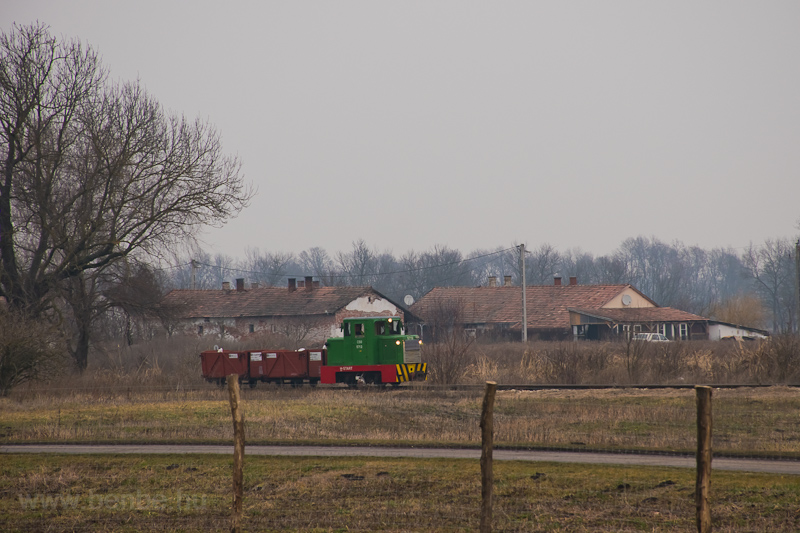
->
164;235;800;334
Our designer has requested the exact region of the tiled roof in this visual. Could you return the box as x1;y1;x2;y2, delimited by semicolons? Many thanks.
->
161;286;388;318
410;285;634;329
570;307;708;323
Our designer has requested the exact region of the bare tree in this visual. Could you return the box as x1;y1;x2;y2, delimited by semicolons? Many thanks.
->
399;245;474;300
526;243;562;285
298;246;336;286
275;319;317;350
102;262;170;344
418;297;475;384
594;254;629;284
742;239;796;333
0;24;252;373
708;293;767;329
559;248;598;285
335;239;380;286
243;247;297;287
503;243;562;286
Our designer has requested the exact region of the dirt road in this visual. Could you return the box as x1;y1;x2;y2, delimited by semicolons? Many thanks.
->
3;444;799;475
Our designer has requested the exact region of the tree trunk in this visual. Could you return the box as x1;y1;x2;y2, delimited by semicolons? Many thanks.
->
73;323;91;372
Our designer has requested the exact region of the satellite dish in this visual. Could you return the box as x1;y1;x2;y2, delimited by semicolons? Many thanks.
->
404;295;415;306
621;294;632;306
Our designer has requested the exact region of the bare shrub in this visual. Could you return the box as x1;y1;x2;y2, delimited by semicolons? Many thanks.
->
417;297;476;384
642;342;692;383
0;311;66;396
465;336;799;386
466;342;615;385
728;335;800;384
767;334;800;383
538;343;583;384
41;335;215;394
464;354;499;383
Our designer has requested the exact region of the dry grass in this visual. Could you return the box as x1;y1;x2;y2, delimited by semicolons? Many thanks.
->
2;453;799;532
3;336;800;531
463;337;800;385
2;335;799;456
2;386;800;457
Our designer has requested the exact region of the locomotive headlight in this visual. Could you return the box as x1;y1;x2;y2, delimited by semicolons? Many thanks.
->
388;318;393;323
396;340;401;345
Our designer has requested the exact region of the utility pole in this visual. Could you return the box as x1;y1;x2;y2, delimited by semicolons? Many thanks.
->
519;244;527;343
795;240;799;333
191;259;198;290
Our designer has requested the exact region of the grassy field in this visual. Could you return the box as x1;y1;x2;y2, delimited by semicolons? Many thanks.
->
2;386;800;457
3;378;800;531
2;453;800;532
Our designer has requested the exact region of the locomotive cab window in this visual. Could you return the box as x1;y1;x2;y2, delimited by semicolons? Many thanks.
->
354;323;364;336
343;323;351;336
375;322;386;335
390;320;402;335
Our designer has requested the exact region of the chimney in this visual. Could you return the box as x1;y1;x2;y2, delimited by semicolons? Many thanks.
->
554;276;562;286
236;278;245;292
504;275;512;286
488;276;497;287
305;276;313;291
569;276;577;286
288;278;296;292
222;281;231;290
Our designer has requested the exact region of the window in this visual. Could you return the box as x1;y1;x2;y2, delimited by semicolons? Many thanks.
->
343;323;351;337
679;323;688;340
249;324;255;334
354;323;364;336
375;322;386;335
197;325;204;335
390;320;402;335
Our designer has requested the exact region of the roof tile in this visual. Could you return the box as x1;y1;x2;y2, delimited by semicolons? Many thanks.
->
162;286;386;318
410;285;636;329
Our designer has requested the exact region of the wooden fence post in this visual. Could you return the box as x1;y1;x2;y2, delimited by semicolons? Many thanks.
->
480;381;497;533
696;385;712;533
227;374;245;533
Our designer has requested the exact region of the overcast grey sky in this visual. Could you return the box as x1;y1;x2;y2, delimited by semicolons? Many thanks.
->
5;1;800;258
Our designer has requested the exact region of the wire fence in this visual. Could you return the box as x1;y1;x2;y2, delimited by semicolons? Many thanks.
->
3;384;800;531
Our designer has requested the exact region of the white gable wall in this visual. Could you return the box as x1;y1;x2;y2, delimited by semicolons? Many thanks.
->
345;296;399;314
603;287;656;309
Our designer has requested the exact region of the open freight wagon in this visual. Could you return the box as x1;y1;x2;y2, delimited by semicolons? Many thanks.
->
200;316;428;388
200;348;326;387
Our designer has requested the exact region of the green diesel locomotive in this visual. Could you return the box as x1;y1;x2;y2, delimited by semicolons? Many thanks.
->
321;316;427;386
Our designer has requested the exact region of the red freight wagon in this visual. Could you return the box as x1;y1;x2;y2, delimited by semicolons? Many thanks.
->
248;349;326;386
200;350;248;385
